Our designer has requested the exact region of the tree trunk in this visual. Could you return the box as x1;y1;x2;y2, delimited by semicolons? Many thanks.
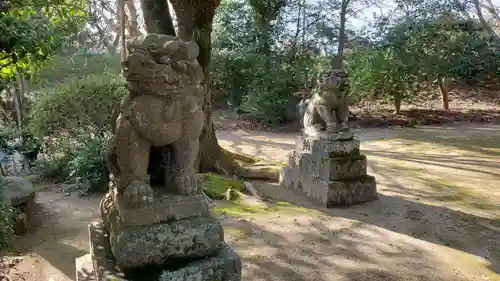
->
335;0;350;66
125;0;140;36
168;0;279;180
13;75;23;129
438;76;450;110
473;0;500;40
118;0;127;62
141;0;176;34
394;94;401;115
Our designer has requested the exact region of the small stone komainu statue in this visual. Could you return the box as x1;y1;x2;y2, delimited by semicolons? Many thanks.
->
298;66;353;140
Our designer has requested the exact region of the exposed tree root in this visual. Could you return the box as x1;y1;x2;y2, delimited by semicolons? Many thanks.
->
212;147;281;181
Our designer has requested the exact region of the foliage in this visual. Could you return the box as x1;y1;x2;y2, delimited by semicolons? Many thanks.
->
212;0;333;124
28;74;127;139
199;172;245;201
210;0;500;117
33;134;107;193
347;46;425;110
0;177;13;251
33;154;72;183
347;13;500;111
28;73;124;187
67;136;107;194
32;52;122;89
0;0;87;79
213;49;327;123
381;16;500;83
0;125;17;156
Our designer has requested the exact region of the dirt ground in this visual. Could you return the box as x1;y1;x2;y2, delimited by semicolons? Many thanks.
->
3;123;500;281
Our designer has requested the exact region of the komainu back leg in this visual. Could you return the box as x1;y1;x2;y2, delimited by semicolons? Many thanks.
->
315;104;336;132
167;136;200;195
335;98;350;131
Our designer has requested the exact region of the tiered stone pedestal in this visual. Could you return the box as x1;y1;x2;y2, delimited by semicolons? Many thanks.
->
279;134;378;207
75;189;241;281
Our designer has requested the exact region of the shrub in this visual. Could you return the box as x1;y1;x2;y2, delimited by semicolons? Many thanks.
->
33;155;72;183
29;74;127;139
0;178;13;251
212;51;327;124
67;136;108;194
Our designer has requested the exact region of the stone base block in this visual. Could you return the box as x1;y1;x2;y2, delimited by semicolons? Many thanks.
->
108;188;211;228
101;193;224;270
282;173;377;207
326;175;378;206
296;134;360;157
77;221;241;281
75;254;96;281
280;134;378;207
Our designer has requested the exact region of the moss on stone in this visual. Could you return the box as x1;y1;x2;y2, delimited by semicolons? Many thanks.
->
198;173;245;201
214;200;319;218
321;154;366;163
329;148;360;158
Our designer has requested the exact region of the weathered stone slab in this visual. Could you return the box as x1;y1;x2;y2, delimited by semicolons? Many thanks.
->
157;245;241;281
294;175;377;207
302;129;354;141
101;193;224;270
296;135;360;157
76;254;96;281
284;150;299;167
109;188;211;227
2;176;35;206
317;154;367;180
87;221;126;281
279;166;295;189
84;220;241;281
326;175;378;206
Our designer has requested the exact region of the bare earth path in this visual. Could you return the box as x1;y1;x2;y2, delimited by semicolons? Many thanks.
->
5;123;500;281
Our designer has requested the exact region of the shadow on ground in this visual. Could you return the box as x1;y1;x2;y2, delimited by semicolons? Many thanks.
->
217;123;500;281
8;189;100;281
236;183;500;281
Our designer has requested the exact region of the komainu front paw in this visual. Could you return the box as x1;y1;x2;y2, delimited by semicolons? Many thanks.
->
122;181;154;208
175;174;199;195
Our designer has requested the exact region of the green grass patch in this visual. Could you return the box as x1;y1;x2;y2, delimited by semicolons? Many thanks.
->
214;200;318;218
199;173;245;201
223;227;247;238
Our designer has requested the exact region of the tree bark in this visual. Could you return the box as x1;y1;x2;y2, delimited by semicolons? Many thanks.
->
336;0;350;66
118;0;127;62
13;75;23;129
168;0;279;180
393;94;401;115
473;0;500;40
125;0;141;37
141;0;176;35
438;76;450;110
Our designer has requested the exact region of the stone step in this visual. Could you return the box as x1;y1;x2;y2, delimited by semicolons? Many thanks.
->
282;175;377;207
78;220;241;281
283;153;368;180
325;175;378;206
75;254;97;281
101;192;225;270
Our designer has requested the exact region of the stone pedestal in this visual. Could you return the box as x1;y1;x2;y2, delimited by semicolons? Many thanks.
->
76;189;241;281
279;134;377;207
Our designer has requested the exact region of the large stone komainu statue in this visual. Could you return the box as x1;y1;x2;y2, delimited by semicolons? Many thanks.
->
106;33;205;208
74;34;242;281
